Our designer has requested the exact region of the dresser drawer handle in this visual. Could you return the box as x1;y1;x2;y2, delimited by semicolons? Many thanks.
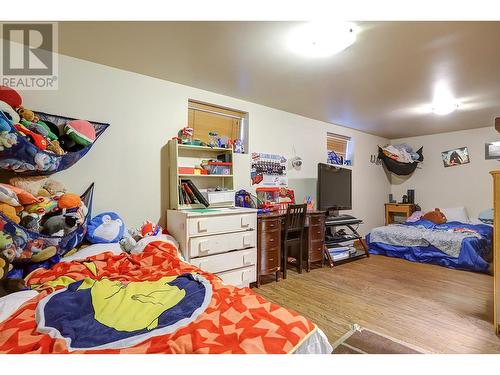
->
269;238;275;242
316;230;321;235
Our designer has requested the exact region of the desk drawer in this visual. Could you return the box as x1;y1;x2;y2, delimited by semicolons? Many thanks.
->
309;214;325;226
190;248;257;274
259;229;280;248
386;204;412;213
309;240;324;262
217;266;256;287
260;248;280;272
309;224;324;241
258;218;281;231
189;232;256;258
188;213;256;236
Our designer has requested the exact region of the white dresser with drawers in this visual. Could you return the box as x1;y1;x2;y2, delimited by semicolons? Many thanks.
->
166;207;257;288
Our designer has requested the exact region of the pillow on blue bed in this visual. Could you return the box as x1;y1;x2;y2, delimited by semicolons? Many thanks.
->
478;209;494;225
441;207;470;223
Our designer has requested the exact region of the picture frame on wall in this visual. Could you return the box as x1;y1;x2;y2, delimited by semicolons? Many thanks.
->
485;142;500;160
441;146;470;167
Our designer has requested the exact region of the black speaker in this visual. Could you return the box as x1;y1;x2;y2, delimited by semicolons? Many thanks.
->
407;189;415;204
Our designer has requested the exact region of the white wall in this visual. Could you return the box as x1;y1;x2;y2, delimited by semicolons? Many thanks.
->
19;54;390;234
391;126;499;219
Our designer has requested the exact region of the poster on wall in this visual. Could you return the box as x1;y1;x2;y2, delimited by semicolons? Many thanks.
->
441;146;470;167
485;142;500;159
251;152;287;186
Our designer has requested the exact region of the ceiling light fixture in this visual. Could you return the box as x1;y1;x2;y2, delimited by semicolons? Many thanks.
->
431;81;460;115
287;21;358;58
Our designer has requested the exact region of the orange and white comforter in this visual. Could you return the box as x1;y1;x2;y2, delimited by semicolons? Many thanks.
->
0;241;319;354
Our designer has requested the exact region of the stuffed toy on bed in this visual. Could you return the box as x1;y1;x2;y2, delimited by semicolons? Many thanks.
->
0;252;26;297
86;212;124;244
422;208;447;224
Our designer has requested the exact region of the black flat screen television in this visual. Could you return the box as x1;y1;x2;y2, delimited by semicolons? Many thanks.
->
317;163;352;211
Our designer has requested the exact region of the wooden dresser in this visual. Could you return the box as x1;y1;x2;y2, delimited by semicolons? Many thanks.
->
490;171;500;334
256;210;326;286
167;207;257;288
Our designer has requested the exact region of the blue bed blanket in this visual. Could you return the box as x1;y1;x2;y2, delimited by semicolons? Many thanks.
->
366;219;493;273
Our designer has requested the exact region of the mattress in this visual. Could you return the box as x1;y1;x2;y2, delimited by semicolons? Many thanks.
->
367;219;493;273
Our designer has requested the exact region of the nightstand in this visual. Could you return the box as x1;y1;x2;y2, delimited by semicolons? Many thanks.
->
385;203;416;225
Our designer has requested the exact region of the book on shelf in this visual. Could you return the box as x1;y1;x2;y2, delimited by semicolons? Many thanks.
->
180;179;210;207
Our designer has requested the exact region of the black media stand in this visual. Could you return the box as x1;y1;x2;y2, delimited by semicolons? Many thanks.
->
323;216;369;267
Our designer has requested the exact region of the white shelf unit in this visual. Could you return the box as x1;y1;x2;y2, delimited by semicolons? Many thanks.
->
168;140;235;210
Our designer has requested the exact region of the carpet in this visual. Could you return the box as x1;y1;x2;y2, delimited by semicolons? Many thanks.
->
331;324;427;354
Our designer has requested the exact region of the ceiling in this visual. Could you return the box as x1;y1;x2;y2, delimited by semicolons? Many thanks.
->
57;21;500;139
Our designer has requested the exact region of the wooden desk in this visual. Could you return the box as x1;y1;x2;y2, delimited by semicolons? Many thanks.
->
256;210;325;287
385;203;415;225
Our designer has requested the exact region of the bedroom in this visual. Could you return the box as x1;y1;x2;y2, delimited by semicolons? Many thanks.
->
1;1;500;371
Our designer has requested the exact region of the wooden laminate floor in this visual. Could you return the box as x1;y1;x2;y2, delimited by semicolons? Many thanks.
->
255;255;500;353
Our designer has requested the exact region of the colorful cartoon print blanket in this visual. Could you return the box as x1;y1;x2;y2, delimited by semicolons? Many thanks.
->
0;241;316;353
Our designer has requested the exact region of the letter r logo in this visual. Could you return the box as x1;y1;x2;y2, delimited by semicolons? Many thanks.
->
2;23;53;76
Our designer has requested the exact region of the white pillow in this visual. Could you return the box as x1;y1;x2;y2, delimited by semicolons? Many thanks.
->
0;290;38;323
441;206;470;223
60;243;123;262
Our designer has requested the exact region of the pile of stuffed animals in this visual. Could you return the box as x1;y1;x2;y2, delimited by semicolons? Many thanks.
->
0;85;97;154
83;212;164;253
0;176;87;237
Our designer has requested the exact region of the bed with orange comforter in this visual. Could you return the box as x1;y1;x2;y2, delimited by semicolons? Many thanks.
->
0;241;328;354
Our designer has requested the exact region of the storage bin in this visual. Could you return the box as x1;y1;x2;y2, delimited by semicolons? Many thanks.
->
202;161;232;175
3;183;94;268
200;190;235;205
0;111;109;175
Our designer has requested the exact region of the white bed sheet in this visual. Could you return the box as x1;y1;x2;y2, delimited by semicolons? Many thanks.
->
293;328;333;354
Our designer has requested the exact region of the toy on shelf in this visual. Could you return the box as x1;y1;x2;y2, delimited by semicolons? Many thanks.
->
208;131;218;148
233;139;244;153
201;160;232;175
178;126;193;144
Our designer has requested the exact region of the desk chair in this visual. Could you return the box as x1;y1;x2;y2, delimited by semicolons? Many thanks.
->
281;204;307;279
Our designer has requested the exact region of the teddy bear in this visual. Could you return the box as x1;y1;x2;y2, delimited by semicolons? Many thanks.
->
16;105;39;123
47;140;65;155
0;252;26;297
422;208;447;224
43;179;66;196
9;176;47;196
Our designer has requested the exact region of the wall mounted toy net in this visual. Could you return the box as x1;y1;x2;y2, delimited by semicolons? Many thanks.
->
0;111;109;175
4;183;94;277
378;146;424;176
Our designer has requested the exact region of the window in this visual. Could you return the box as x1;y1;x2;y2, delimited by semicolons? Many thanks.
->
188;100;247;150
327;132;352;166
